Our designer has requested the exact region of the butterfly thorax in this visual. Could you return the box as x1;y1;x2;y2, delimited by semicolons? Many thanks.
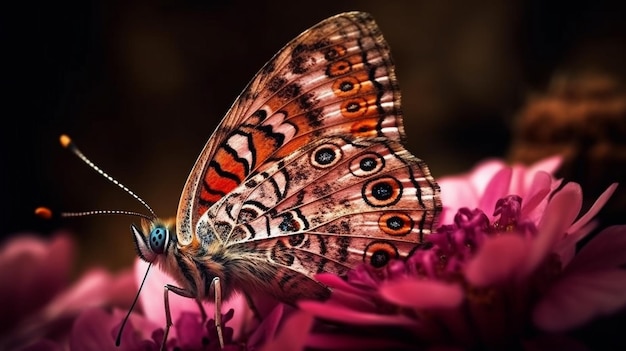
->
133;218;231;300
162;238;230;300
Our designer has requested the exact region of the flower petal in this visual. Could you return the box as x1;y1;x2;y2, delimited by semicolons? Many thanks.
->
299;301;415;326
520;171;552;220
44;268;134;320
523;334;589;351
70;308;155;351
527;182;583;274
526;155;562;178
174;312;205;350
567;183;618;235
248;303;283;348
306;333;411;350
567;225;626;272
0;233;73;321
327;287;379;312
534;270;626;332
260;311;313;351
16;339;62;351
379;279;463;309
314;273;367;295
465;235;528;286
439;178;481;224
467;159;509;193
479;167;512;218
438;159;508;223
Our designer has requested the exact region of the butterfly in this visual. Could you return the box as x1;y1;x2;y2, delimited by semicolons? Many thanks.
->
45;11;441;349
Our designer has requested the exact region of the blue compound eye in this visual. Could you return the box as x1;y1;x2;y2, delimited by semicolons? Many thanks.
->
149;226;169;254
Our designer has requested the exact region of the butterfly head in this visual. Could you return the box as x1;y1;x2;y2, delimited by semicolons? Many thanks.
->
131;218;176;263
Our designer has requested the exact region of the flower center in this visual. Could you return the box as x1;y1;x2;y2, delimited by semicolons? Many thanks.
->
407;195;542;281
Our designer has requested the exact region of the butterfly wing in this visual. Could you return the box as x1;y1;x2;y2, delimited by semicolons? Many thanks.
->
176;12;408;243
204;136;440;303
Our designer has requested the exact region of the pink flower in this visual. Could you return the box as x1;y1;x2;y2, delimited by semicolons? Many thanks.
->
300;157;626;350
533;224;626;331
438;156;562;224
69;308;160;351
0;232;135;350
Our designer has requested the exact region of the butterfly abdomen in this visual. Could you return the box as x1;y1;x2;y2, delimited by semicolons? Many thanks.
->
167;239;331;304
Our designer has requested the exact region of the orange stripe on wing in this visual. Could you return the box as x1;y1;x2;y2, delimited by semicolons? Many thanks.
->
198;149;247;213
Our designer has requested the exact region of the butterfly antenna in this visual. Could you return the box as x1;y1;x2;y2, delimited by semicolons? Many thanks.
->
59;134;157;219
116;262;152;346
35;207;154;221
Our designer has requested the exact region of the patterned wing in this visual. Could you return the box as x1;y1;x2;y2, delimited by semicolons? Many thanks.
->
200;136;441;303
177;12;406;243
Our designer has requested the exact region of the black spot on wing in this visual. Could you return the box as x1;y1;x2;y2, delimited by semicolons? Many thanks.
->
315;234;327;255
337;236;350;263
268;76;287;93
306;107;324;129
252;109;268;121
289;55;310;74
278;83;302;100
261;60;276;75
316;257;329;274
297;93;317;110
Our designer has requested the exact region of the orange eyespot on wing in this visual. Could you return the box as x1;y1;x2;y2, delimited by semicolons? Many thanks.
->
364;241;399;268
379;212;415;236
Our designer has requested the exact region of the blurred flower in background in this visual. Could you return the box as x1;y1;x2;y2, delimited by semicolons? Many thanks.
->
0;233;135;350
509;72;626;226
0;233;310;351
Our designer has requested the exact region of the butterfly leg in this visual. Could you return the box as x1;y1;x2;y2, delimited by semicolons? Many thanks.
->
162;284;195;351
210;277;224;349
233;291;263;344
244;291;262;321
195;297;208;322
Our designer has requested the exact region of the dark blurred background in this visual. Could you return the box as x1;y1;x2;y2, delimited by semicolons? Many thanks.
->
3;0;626;272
